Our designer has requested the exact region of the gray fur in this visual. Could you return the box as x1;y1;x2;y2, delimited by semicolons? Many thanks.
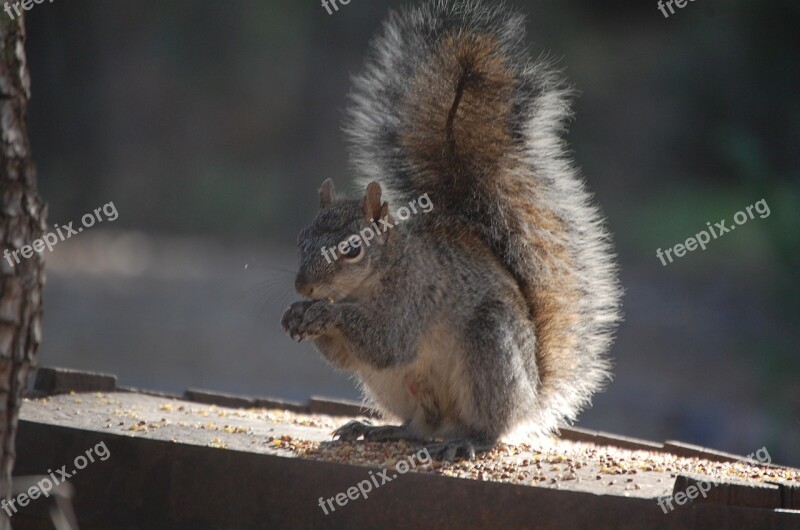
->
282;0;622;449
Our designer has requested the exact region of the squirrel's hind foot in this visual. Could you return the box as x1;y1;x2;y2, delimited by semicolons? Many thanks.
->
426;439;494;462
332;420;418;443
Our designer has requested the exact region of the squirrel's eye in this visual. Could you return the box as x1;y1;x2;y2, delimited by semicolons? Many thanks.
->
341;236;365;264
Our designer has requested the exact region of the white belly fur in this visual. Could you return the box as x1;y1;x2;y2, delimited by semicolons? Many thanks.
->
356;326;475;438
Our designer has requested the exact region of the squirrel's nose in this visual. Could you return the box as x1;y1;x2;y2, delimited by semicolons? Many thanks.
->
295;275;314;297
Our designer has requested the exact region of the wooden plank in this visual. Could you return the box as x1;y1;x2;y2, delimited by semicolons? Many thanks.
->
14;420;800;530
673;474;782;509
32;367;116;394
184;388;309;413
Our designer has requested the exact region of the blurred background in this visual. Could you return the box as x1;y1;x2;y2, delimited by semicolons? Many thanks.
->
23;0;799;465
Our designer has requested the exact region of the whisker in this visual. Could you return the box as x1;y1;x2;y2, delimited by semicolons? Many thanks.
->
237;266;295;301
258;265;297;275
255;284;297;318
242;261;297;276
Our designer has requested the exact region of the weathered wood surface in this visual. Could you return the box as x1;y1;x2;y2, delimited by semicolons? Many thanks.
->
10;384;800;529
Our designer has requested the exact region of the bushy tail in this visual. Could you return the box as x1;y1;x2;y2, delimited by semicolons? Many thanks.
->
345;0;622;434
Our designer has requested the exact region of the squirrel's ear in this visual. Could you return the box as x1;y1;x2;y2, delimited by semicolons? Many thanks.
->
319;179;335;209
362;182;385;222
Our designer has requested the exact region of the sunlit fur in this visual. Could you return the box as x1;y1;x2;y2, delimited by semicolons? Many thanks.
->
290;0;622;443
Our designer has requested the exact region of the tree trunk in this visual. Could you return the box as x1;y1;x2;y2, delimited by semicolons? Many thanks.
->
0;14;45;530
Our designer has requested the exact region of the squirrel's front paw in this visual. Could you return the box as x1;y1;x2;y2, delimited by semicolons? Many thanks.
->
281;300;319;341
281;300;335;341
296;302;337;340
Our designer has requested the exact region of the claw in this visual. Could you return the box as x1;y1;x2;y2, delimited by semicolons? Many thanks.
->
426;439;486;462
332;419;374;441
363;425;417;442
332;420;421;444
281;300;324;342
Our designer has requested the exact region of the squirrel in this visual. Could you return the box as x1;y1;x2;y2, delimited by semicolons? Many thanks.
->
281;0;622;461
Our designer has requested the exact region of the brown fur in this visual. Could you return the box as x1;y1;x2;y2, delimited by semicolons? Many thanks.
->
401;33;515;193
306;0;623;445
401;28;581;396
